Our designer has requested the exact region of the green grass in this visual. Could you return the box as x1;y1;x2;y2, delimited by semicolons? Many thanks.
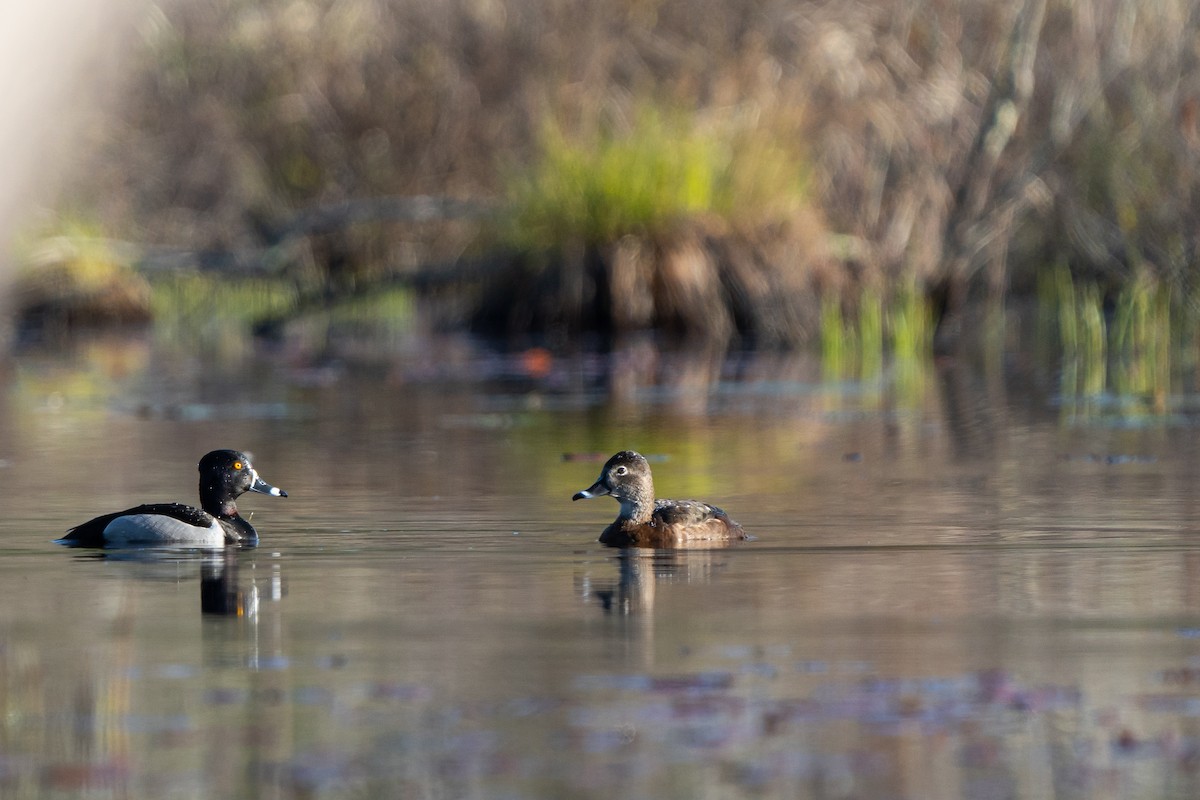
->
285;286;417;349
14;220;144;294
150;273;417;353
502;106;811;251
1109;274;1171;398
820;294;848;382
150;273;297;353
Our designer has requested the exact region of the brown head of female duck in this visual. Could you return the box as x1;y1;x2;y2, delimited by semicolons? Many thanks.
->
572;450;747;547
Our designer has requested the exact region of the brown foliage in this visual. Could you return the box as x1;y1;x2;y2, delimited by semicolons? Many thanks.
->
54;0;1200;344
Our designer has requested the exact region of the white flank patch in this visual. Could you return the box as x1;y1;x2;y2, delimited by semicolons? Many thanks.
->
103;514;224;546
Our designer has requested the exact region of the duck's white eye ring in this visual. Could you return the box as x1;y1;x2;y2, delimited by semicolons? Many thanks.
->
615;465;628;476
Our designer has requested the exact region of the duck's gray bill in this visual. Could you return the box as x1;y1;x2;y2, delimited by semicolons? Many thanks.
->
251;475;288;497
572;482;609;501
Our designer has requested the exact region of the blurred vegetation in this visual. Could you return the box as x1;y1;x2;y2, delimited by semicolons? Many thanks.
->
12;221;153;330
504;107;813;245
481;102;826;346
820;281;932;397
1037;265;1190;418
150;272;297;355
15;0;1200;360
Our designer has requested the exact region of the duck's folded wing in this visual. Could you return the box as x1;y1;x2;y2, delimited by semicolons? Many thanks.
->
654;499;721;525
653;499;747;540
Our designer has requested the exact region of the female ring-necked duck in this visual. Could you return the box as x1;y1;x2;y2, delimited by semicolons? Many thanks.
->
573;450;746;547
58;449;287;547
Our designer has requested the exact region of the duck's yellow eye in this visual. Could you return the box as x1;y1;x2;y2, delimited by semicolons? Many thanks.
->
233;461;243;470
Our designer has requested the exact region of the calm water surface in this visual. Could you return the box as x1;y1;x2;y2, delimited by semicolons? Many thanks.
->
3;336;1200;798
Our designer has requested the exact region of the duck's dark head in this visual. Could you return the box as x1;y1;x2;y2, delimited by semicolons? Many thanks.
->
199;449;287;518
573;450;654;521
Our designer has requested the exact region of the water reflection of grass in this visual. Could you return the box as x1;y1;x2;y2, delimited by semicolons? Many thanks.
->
819;283;933;408
1039;266;1184;421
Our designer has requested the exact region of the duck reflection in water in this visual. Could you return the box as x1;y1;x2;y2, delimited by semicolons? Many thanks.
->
63;544;280;618
201;548;284;617
572;450;747;547
589;549;734;615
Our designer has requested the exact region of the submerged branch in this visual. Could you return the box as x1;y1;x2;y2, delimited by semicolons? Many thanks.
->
275;196;496;241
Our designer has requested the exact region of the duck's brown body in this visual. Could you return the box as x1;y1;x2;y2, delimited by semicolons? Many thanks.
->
574;451;747;548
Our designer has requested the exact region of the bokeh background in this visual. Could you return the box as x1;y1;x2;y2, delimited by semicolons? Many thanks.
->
11;3;1200;796
6;4;1200;799
6;0;1200;371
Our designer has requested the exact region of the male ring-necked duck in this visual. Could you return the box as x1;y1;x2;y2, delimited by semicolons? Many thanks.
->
58;449;287;547
572;450;747;547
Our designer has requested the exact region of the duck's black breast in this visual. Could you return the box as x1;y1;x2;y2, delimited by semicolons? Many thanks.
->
60;503;224;547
